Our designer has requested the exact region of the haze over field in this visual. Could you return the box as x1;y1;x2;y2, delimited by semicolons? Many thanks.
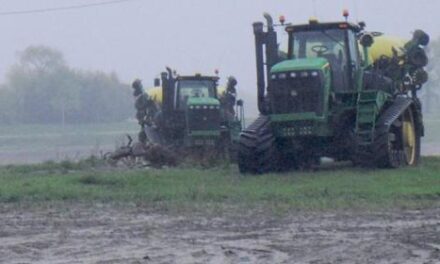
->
0;0;439;116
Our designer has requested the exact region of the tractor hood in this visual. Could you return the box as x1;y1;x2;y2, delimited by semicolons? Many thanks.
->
271;57;329;73
187;97;220;106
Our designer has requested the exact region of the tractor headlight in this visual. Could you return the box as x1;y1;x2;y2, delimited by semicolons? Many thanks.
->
290;90;298;97
271;74;277;80
195;105;201;109
203;105;208;109
290;72;297;78
300;71;309;78
311;71;319;77
189;105;194;109
279;73;287;79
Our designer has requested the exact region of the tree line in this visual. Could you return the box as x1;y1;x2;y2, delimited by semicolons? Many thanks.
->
0;45;133;125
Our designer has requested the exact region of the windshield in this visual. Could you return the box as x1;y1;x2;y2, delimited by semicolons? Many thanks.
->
289;29;356;92
176;80;216;109
290;29;346;63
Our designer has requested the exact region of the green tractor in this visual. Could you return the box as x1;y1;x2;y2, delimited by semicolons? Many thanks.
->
142;68;244;159
238;13;430;173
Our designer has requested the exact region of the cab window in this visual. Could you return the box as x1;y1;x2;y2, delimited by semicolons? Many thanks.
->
347;31;360;67
290;29;351;91
175;80;216;110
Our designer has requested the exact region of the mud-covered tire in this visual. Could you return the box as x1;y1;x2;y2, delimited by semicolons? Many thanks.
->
238;116;278;174
372;122;406;168
374;108;421;168
355;106;421;168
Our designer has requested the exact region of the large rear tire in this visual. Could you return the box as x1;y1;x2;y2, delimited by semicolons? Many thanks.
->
402;109;420;166
238;116;278;174
373;107;420;168
354;106;421;168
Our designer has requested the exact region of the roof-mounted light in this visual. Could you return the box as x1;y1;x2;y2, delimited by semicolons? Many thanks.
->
279;15;286;25
343;9;349;21
309;17;318;24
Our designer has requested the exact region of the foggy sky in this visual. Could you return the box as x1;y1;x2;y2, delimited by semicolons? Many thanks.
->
0;0;439;116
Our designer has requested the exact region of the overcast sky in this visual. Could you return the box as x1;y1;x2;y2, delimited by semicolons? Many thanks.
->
0;0;438;115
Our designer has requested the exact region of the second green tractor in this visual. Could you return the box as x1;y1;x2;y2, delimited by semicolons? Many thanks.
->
137;68;245;159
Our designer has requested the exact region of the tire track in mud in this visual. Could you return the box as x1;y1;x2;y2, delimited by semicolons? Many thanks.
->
0;204;439;264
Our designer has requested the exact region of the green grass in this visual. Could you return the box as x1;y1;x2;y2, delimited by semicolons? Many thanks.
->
0;157;439;211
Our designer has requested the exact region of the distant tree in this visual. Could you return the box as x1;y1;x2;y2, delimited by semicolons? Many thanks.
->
6;46;78;124
71;70;131;123
0;84;17;124
18;45;65;73
2;45;132;124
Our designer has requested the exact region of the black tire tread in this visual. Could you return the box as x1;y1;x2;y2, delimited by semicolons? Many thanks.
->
238;116;277;174
354;104;421;169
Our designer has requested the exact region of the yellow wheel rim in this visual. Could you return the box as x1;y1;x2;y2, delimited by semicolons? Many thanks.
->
402;110;416;165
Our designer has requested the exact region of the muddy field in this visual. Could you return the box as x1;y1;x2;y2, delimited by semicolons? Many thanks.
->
0;204;439;264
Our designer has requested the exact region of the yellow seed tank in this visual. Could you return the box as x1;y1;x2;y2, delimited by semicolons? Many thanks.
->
363;34;407;65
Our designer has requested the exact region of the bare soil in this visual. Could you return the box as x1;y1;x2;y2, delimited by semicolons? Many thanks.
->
1;204;439;264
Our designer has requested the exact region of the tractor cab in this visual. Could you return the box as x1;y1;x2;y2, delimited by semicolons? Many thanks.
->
285;21;362;92
267;18;368;117
174;75;220;111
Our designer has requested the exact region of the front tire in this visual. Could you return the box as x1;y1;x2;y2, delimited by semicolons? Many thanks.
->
238;116;279;174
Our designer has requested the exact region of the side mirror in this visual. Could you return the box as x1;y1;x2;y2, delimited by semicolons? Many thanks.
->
360;33;374;48
236;99;244;107
154;78;160;87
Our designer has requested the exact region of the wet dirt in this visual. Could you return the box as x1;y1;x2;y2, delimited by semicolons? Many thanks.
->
0;204;439;264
